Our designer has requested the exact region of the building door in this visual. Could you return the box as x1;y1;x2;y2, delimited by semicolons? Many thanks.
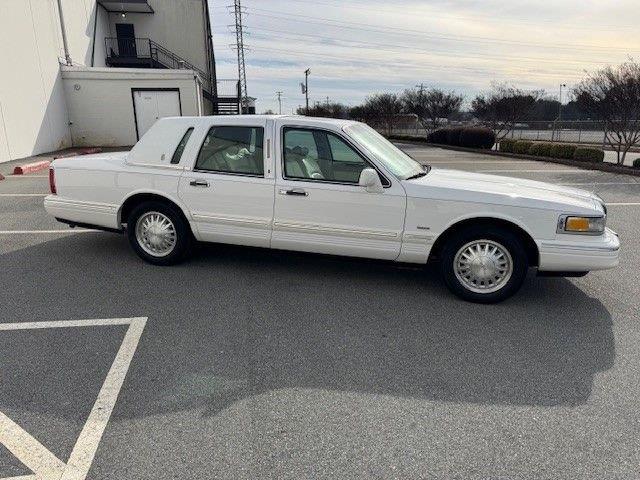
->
133;90;181;139
116;23;136;57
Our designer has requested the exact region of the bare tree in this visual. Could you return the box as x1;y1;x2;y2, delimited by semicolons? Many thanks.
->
401;88;464;132
472;84;541;145
352;93;402;135
296;102;349;119
573;61;640;165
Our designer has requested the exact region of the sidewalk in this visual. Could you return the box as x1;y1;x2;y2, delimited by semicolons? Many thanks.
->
0;147;130;178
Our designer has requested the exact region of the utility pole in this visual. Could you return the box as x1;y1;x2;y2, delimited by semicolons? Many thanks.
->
233;0;248;113
276;91;283;115
56;0;73;65
325;96;330;107
558;83;567;122
415;83;426;96
304;68;310;114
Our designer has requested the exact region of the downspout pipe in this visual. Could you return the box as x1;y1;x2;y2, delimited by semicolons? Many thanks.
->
56;0;73;65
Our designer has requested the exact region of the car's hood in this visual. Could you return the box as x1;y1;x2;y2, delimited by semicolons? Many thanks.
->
404;167;603;214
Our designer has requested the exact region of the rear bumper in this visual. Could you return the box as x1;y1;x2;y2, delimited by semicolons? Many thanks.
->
44;195;120;230
538;228;620;272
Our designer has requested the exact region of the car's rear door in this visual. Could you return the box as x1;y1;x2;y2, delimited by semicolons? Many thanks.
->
178;117;275;248
271;120;406;260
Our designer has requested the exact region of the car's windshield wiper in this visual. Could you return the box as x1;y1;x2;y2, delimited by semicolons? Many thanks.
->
405;170;428;180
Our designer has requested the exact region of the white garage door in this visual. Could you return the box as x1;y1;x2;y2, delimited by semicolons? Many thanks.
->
133;90;181;139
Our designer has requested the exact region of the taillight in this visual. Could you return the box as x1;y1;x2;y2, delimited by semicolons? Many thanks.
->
49;167;57;195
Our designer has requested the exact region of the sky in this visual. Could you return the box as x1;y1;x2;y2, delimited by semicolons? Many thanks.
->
210;0;640;114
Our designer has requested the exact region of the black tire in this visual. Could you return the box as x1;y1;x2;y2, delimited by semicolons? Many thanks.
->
126;200;192;265
440;226;528;303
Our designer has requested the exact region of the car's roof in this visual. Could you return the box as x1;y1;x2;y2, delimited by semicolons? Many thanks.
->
166;114;358;127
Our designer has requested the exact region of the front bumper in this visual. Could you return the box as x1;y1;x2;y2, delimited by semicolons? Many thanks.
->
538;227;620;272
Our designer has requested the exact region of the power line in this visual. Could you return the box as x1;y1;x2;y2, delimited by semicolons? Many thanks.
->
239;0;640;32
243;8;635;54
217;25;621;67
245;46;587;81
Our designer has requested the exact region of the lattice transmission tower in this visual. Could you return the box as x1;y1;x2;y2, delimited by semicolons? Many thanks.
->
233;0;248;112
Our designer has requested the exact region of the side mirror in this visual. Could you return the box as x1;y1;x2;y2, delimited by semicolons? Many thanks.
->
358;168;384;193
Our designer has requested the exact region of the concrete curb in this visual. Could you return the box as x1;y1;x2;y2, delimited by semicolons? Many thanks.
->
13;160;51;175
390;138;640;177
53;147;102;160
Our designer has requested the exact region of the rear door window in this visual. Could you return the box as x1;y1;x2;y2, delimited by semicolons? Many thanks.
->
195;126;264;176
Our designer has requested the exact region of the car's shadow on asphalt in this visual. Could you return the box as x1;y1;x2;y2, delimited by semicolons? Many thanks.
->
0;233;615;418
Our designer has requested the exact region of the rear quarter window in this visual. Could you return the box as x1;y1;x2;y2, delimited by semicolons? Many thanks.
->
170;127;194;164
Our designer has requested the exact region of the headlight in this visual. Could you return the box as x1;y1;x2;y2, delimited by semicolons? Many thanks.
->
557;215;606;234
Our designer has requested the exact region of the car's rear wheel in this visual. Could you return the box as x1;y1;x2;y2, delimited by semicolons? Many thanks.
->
440;226;528;303
127;201;191;265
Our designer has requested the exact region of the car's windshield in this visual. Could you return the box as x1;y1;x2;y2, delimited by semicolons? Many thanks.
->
344;123;426;180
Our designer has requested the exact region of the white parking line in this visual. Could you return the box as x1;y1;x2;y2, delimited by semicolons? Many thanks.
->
0;175;48;179
0;230;97;234
477;169;598;173
561;182;640;186
607;202;640;206
0;317;147;480
428;160;537;164
0;194;48;197
0;412;66;479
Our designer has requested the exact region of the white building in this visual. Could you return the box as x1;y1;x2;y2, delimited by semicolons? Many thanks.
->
0;0;241;163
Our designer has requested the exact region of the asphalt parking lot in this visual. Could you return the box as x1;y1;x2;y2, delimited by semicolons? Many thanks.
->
1;145;639;480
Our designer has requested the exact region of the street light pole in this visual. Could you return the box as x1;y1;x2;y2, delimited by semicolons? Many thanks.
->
276;91;283;115
558;83;567;122
304;68;310;114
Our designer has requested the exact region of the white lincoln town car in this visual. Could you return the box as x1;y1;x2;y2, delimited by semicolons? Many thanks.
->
44;115;619;303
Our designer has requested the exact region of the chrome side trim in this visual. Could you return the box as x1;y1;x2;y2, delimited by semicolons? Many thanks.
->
540;242;620;252
127;162;186;171
273;221;398;239
192;213;271;228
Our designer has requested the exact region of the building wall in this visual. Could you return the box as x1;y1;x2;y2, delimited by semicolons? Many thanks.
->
0;0;111;163
106;0;210;74
0;0;210;163
62;67;202;147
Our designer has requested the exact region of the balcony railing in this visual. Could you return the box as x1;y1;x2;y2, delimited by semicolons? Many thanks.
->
105;37;210;91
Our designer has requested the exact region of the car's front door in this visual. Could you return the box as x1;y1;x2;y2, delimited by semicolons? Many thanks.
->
178;119;275;248
272;123;406;260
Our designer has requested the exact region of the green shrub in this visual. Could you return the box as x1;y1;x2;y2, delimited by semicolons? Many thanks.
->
499;139;517;153
633;158;640;168
513;140;533;154
573;147;605;162
550;143;577;159
445;127;465;146
458;127;496;149
426;128;449;144
528;143;553;157
388;134;427;142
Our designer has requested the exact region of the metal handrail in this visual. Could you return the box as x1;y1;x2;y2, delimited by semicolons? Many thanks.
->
105;37;209;90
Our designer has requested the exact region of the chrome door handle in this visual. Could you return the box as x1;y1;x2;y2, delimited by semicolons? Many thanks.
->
279;188;308;196
189;179;210;187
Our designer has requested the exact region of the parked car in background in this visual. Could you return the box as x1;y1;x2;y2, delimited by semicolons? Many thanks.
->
44;115;619;303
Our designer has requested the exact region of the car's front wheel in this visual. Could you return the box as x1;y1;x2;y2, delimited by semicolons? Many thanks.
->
440;226;528;303
127;201;191;265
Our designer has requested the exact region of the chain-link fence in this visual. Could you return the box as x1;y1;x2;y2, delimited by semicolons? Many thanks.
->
385;116;611;147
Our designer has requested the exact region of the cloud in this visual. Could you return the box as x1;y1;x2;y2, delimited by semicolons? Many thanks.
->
211;0;639;113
